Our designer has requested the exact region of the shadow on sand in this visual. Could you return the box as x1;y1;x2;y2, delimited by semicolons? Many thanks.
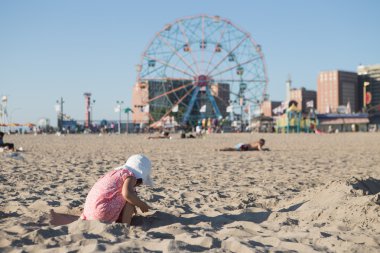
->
132;209;271;230
49;208;271;230
350;177;380;195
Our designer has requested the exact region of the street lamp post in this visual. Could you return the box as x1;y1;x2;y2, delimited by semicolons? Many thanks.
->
116;100;124;134
126;110;129;134
124;107;133;134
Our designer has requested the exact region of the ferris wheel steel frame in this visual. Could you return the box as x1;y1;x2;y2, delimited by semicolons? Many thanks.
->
136;14;269;126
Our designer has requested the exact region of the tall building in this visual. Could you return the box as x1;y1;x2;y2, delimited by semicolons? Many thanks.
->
289;87;317;113
261;100;282;117
358;64;380;111
317;70;358;113
131;82;150;124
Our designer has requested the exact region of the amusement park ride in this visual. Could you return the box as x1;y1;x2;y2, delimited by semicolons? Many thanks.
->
0;96;35;132
275;100;318;133
132;14;269;128
0;96;9;131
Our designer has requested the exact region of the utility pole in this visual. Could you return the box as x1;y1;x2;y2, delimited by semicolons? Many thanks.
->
83;93;95;129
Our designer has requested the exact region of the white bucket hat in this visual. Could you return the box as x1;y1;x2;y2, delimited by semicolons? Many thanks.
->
122;154;153;186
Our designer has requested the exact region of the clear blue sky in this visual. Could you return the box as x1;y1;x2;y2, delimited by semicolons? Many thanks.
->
1;0;379;125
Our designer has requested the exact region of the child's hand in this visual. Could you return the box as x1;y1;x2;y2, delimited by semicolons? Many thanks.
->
139;202;150;213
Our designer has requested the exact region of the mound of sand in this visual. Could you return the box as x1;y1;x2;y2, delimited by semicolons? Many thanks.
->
272;177;380;226
265;177;380;251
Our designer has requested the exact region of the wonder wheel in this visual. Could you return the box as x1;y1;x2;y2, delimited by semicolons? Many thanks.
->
136;14;268;126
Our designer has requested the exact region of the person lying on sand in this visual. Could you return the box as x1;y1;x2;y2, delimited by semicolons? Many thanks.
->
81;154;153;225
147;131;171;139
0;131;15;152
180;132;196;139
219;138;269;151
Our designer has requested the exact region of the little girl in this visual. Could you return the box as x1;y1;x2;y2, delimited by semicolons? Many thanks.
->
80;154;153;224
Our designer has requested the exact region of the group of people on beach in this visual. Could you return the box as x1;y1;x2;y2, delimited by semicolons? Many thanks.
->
78;137;268;225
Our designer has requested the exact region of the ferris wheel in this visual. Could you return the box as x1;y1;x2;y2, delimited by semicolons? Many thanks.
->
136;14;268;125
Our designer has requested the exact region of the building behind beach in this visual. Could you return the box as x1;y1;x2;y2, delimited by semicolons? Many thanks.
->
132;80;231;124
261;100;282;117
317;70;358;114
358;64;380;111
132;82;150;124
210;83;230;118
289;87;317;113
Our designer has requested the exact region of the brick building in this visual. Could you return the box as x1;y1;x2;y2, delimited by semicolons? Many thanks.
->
358;64;380;110
211;83;230;118
289;87;317;113
317;70;358;113
132;80;231;124
261;100;282;117
131;82;150;124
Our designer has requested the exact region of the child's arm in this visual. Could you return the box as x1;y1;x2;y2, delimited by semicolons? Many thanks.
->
122;177;150;212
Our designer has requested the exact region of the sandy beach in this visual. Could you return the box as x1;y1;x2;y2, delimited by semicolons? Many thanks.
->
0;133;379;252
